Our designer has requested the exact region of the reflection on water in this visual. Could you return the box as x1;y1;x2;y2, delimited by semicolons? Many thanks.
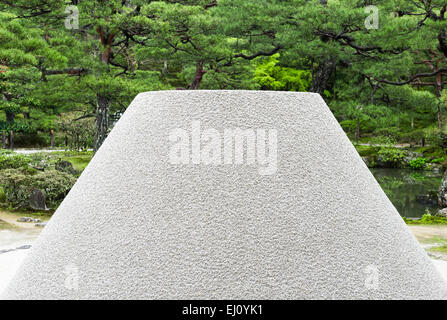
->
370;168;442;218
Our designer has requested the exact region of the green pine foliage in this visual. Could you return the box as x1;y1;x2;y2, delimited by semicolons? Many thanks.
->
0;0;445;150
253;54;311;91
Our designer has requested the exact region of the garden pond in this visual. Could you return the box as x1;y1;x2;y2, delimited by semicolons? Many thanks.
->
371;168;443;218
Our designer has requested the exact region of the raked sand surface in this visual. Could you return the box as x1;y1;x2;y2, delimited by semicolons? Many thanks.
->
0;245;29;295
0;229;40;296
0;211;46;296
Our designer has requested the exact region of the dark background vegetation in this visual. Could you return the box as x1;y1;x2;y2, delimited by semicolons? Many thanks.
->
1;0;447;213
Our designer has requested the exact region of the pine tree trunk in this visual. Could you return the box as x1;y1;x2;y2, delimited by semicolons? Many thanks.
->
6;111;15;122
9;130;14;150
2;131;6;149
189;61;206;90
311;58;336;96
95;94;110;151
50;130;55;148
435;73;443;129
411;104;414;129
355;118;360;143
6;111;15;150
94;27;115;152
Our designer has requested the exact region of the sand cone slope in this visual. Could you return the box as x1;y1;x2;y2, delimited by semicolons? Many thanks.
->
3;90;447;299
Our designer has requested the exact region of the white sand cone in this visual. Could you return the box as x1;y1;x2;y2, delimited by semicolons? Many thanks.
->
3;91;447;299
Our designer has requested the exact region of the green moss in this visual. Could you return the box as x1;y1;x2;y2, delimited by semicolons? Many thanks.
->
403;214;447;225
423;237;447;254
0;206;53;217
52;150;93;157
432;245;447;253
61;155;92;171
415;146;432;153
354;145;380;157
377;147;406;167
53;151;93;171
415;146;446;159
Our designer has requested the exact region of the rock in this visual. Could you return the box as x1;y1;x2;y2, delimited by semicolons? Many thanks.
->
428;163;443;173
375;150;410;168
438;169;447;208
17;217;42;223
404;151;424;164
436;208;447;217
0;249;15;254
35;222;47;228
29;189;48;211
55;160;77;175
416;192;438;206
374;155;387;168
16;245;32;250
361;156;370;167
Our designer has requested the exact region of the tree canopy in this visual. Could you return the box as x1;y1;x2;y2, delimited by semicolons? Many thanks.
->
0;0;446;149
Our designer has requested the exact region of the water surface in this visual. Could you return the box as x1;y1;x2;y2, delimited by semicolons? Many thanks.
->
370;168;442;218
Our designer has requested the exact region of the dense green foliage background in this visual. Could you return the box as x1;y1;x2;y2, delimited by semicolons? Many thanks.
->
1;0;447;218
0;0;446;150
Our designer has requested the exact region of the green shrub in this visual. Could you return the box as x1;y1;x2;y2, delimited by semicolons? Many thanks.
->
31;170;76;207
0;150;92;173
0;153;31;169
355;145;380;157
0;151;64;171
431;157;445;163
400;129;425;144
416;145;446;159
13;133;47;148
0;149;13;155
0;168;76;209
377;147;405;167
61;156;90;171
0;168;33;208
0;186;5;203
57;114;95;151
427;130;447;149
409;157;428;170
404;214;447;225
372;127;401;142
340;119;370;135
366;135;397;145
